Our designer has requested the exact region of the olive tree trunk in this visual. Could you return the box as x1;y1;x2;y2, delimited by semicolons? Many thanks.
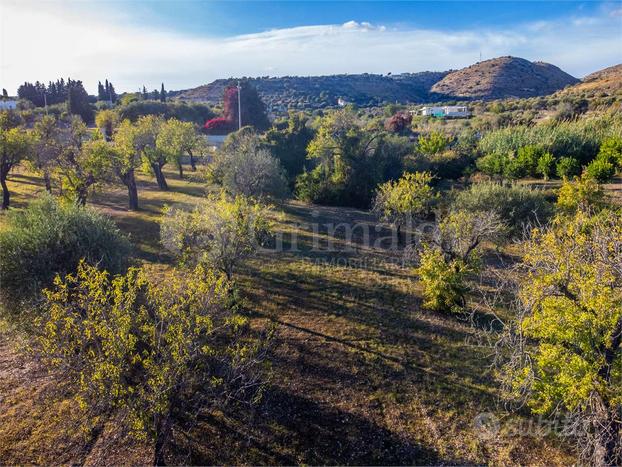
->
152;163;168;191
0;173;10;210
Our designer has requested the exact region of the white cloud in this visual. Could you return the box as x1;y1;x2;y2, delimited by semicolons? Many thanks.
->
0;0;620;94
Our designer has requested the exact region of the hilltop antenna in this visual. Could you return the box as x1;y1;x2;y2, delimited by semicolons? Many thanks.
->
479;51;482;62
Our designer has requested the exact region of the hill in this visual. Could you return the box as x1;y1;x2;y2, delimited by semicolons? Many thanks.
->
556;63;622;97
430;56;579;100
176;56;581;112
177;72;449;110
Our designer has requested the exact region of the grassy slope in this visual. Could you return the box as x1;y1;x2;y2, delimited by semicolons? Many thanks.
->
0;166;574;465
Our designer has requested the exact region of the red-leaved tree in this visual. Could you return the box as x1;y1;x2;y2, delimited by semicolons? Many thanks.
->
204;83;270;135
385;112;413;134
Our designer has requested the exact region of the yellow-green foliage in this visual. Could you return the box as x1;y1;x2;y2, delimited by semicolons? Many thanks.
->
373;171;435;227
416;246;470;313
94;109;120;141
511;211;622;415
415;209;502;313
417;131;450;157
556;173;607;214
161;192;273;278
35;259;258;441
156;118;203;171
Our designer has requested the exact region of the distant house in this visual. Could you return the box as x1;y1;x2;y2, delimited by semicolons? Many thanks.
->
337;98;348;107
0;100;18;110
205;134;227;151
417;106;470;118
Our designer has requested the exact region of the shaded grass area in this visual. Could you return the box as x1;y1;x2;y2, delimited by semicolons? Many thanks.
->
0;166;574;465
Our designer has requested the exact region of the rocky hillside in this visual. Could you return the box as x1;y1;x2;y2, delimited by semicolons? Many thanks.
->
430;56;579;99
557;63;622;97
177;72;449;110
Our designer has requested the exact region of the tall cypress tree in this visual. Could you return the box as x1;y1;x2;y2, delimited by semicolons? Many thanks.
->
108;83;117;103
97;81;106;101
160;83;166;102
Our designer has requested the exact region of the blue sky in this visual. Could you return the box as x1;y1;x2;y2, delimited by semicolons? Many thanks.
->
1;0;621;93
115;1;605;36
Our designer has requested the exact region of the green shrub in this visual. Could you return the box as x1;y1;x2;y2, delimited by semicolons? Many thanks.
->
556;157;581;179
372;172;436;232
452;182;552;236
475;151;508;178
416;247;469;313
478;114;621;165
584;157;615;183
0;195;130;311
515;145;544;177
536;152;555;180
597;136;622;166
295;165;342;205
417;131;450;157
556;174;607;214
476;146;553;180
117;100;215;124
160;192;273;279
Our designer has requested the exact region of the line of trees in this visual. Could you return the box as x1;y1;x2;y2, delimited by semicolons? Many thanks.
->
0;110;207;211
96;79;117;102
139;83;167;102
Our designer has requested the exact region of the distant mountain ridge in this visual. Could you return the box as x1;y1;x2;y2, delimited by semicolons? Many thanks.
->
177;71;450;110
176;56;582;110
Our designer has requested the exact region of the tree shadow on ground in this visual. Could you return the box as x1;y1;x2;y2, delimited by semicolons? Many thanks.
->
173;384;457;466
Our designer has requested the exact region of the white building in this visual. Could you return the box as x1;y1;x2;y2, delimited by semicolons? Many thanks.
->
418;106;470;118
0;100;18;110
205;134;227;151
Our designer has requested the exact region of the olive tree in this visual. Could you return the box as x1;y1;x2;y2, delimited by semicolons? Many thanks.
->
135;115;168;190
210;130;288;199
0;124;33;209
55;117;110;206
114;116;168;192
112;119;144;210
157;118;204;178
32;115;62;192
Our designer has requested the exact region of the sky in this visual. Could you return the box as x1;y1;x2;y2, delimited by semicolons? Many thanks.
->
1;0;621;94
